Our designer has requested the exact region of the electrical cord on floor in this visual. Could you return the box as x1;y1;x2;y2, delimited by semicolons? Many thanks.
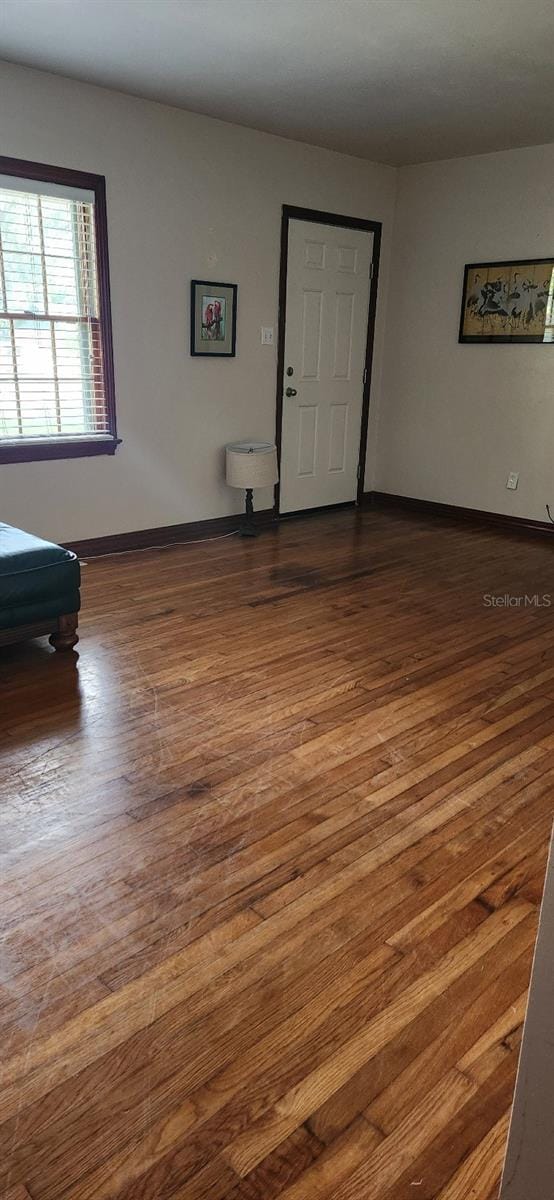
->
80;528;240;562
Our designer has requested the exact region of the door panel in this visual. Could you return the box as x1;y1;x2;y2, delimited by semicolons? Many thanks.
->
298;405;317;476
333;292;355;379
301;290;323;379
279;218;373;513
329;403;348;472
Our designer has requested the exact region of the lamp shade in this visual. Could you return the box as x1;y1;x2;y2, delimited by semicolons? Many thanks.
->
226;441;279;489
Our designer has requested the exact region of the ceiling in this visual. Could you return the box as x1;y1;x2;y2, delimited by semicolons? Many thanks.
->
1;0;553;166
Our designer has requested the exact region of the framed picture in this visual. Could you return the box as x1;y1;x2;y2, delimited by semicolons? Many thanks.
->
190;279;237;357
459;258;554;344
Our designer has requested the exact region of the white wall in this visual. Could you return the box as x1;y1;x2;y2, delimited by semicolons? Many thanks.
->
377;142;554;521
0;62;396;541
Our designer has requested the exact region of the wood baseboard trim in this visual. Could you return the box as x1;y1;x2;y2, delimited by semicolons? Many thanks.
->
363;491;554;537
63;493;554;557
278;500;357;520
64;509;275;558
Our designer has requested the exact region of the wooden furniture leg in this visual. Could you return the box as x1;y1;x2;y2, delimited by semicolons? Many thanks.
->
49;613;79;652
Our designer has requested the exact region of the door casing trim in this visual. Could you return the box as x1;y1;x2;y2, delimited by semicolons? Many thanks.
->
274;204;382;516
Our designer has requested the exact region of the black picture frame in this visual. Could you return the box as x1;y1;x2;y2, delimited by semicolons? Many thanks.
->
459;257;554;344
190;279;237;357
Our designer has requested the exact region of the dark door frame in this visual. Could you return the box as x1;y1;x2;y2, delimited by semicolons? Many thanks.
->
274;203;382;517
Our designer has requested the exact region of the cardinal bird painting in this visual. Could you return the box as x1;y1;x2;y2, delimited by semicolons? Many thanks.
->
201;295;226;341
191;280;237;357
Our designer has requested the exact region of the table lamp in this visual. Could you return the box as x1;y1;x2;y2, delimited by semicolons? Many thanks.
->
226;441;279;536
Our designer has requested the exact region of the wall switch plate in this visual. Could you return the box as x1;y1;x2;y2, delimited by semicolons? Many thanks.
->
261;327;274;345
506;471;519;490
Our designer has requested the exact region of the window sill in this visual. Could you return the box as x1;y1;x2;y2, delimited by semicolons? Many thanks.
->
0;437;121;464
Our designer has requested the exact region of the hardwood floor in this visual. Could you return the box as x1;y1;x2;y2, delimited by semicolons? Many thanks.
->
0;506;553;1200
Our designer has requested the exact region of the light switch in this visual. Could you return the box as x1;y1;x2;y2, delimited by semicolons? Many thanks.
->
261;327;274;345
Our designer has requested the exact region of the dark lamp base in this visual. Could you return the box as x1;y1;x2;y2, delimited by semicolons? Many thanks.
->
240;486;258;537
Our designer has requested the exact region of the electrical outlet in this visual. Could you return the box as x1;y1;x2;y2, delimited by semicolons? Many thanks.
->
261;327;274;345
506;471;519;490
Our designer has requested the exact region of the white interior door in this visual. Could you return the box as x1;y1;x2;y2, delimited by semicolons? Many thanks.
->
279;218;374;513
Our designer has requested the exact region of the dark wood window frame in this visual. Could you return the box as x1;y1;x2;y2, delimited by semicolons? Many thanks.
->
0;155;119;464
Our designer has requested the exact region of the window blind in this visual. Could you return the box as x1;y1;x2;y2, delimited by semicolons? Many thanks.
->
0;180;110;443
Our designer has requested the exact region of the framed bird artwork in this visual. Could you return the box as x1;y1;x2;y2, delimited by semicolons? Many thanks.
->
459;258;554;343
190;280;237;357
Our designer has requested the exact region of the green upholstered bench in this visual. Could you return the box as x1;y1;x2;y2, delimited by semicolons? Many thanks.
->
0;523;80;652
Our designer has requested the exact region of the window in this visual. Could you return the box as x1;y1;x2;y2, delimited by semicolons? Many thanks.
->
0;157;118;463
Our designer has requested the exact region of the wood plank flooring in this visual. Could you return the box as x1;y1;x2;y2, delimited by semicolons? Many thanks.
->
0;506;553;1200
